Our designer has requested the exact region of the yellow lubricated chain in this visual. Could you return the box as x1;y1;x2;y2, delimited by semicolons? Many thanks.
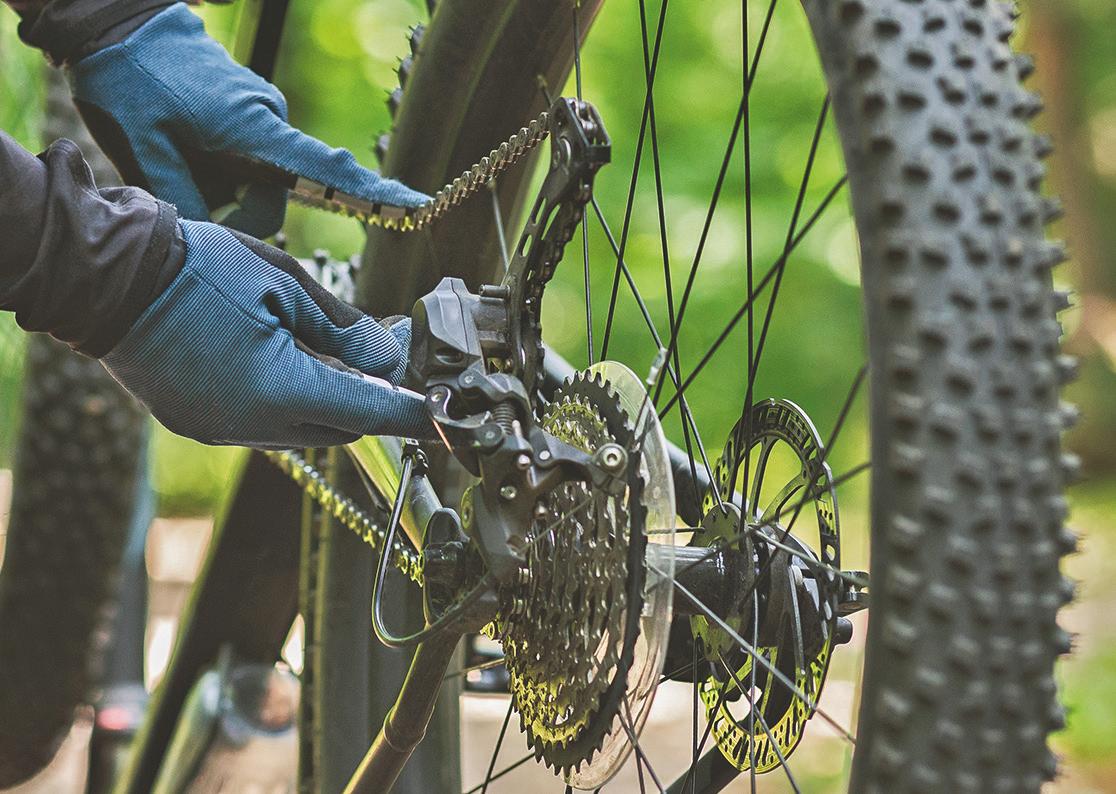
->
264;450;424;585
288;111;551;231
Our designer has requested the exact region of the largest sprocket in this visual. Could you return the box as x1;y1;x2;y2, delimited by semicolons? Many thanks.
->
495;363;676;788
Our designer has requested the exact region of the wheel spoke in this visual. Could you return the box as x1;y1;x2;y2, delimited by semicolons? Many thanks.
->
740;0;757;535
619;698;666;793
720;655;804;794
636;0;705;523
600;0;670;359
678;683;732;794
748;596;758;793
573;0;594;364
589;199;723;509
444;655;506;681
462;753;534;794
480;700;515;794
731;95;831;486
690;641;699;794
658;175;849;419
650;0;779;407
742;96;831;393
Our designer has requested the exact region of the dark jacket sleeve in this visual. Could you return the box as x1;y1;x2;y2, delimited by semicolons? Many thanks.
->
3;0;174;64
0;131;184;356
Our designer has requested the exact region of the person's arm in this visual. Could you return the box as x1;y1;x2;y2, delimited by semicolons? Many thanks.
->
0;129;180;354
3;1;429;239
0;131;432;447
2;0;174;65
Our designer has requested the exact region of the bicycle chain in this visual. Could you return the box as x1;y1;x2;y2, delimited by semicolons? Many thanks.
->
288;111;551;231
264;450;424;585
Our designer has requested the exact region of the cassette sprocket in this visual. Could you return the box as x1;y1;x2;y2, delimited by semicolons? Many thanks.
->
496;363;676;788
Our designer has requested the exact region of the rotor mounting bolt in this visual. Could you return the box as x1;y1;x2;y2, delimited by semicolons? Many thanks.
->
516;453;532;470
539;450;552;461
500;484;518;501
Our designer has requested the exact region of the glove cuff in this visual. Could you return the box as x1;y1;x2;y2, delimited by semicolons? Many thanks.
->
17;0;175;65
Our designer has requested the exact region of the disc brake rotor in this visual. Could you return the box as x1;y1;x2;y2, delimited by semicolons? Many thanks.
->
496;362;675;788
693;398;840;773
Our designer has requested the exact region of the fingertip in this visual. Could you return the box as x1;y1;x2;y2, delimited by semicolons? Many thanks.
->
308;361;434;440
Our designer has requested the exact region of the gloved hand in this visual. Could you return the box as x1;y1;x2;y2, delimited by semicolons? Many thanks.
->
67;3;428;238
102;220;433;448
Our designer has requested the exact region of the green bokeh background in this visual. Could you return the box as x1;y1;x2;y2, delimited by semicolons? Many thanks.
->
1;0;1114;789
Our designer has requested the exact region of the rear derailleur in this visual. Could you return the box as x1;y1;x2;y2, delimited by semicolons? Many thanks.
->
403;97;614;604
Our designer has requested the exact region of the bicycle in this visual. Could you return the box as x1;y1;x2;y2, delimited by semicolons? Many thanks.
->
0;0;1076;792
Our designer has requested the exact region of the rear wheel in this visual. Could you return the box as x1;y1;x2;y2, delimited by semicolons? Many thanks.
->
324;0;1074;790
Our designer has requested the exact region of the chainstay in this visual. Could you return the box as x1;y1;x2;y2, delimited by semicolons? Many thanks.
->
288;111;551;231
264;450;424;585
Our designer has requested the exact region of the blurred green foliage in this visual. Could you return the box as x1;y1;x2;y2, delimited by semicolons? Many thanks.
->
1;0;1115;786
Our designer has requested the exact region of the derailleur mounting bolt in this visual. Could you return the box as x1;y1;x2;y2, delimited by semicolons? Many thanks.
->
595;443;627;473
499;484;519;501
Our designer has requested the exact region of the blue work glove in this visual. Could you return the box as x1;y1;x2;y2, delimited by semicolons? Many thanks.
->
67;3;428;238
102;220;433;449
